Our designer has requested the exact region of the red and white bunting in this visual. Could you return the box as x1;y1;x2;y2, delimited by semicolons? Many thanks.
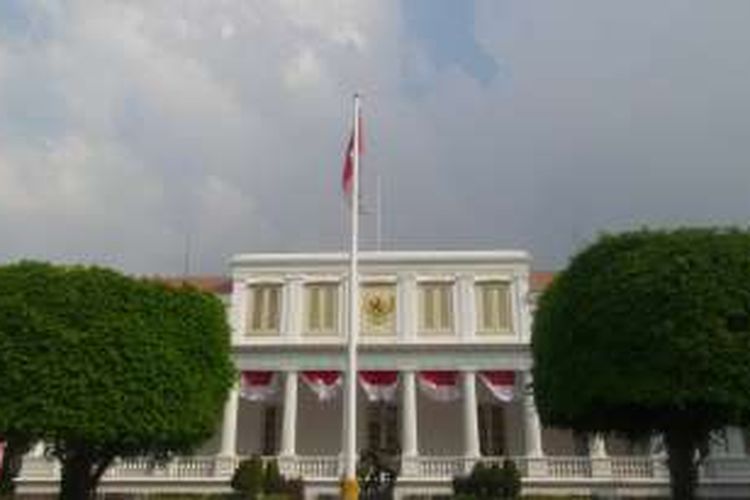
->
302;371;342;402
359;371;399;402
418;371;460;402
479;371;516;402
240;371;278;402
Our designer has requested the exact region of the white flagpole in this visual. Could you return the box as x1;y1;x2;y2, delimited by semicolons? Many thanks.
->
343;93;361;499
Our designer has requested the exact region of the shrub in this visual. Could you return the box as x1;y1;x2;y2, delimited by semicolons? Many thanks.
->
452;460;521;500
263;459;285;494
230;456;265;499
357;448;399;499
230;457;303;500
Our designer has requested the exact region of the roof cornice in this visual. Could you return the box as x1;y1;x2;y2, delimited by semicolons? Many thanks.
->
230;250;532;268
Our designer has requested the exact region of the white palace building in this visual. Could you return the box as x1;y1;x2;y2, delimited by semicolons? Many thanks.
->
16;250;750;498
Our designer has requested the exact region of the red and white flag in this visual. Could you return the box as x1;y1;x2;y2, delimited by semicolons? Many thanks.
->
342;113;363;197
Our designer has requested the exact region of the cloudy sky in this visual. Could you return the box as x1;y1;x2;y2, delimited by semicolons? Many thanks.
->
1;1;749;274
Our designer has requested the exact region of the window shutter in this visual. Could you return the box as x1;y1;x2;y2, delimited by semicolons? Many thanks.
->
246;285;281;335
420;283;454;334
439;286;451;330
477;282;511;334
423;288;435;331
309;287;321;331
323;286;335;330
250;287;263;332
266;287;279;331
305;284;338;334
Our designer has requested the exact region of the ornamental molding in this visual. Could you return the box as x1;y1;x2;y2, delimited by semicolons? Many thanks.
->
231;342;532;371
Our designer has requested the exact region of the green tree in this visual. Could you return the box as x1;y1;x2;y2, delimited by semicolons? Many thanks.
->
532;228;750;500
0;262;234;499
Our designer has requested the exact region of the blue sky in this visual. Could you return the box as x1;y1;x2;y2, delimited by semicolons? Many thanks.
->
0;1;749;273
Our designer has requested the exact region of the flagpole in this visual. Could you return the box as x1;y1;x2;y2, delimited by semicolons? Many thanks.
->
342;93;361;500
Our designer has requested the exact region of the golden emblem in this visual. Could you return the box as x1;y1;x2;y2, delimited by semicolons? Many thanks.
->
363;291;395;326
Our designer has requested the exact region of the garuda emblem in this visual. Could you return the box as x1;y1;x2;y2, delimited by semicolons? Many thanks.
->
363;291;395;326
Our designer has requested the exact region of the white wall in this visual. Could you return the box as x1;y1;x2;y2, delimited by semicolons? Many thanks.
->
296;382;343;455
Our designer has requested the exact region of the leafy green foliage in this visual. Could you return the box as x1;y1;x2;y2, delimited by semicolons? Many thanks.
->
230;457;303;500
0;261;235;497
452;460;521;499
532;228;750;432
231;456;265;499
532;228;750;498
357;447;399;499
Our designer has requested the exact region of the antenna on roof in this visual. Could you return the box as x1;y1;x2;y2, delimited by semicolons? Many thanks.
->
375;173;382;251
183;233;192;277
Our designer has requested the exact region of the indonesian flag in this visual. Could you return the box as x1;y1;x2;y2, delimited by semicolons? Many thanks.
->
342;113;363;197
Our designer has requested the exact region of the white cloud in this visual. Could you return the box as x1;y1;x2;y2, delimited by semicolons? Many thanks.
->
1;0;749;273
283;47;323;90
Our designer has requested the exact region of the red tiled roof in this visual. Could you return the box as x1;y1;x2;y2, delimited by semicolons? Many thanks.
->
156;276;232;295
530;271;556;293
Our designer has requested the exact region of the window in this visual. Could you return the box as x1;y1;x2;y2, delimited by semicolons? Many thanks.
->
366;402;400;453
479;404;505;456
246;284;281;336
262;405;278;455
304;283;339;335
361;284;396;336
476;281;512;335
419;282;454;334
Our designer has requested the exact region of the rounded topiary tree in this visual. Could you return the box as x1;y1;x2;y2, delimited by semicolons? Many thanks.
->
532;228;750;499
0;261;235;499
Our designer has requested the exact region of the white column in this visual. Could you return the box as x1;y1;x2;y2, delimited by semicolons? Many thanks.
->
398;273;417;341
515;272;532;341
462;371;481;459
522;371;544;457
220;384;240;456
726;427;746;456
401;371;419;458
588;433;612;478
31;441;45;457
588;434;607;458
284;276;304;338
280;371;298;457
458;274;476;340
229;278;247;344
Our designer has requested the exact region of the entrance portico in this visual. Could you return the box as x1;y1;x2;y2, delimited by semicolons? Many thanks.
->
219;367;545;474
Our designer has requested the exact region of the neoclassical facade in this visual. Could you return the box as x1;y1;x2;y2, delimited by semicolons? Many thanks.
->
16;250;750;498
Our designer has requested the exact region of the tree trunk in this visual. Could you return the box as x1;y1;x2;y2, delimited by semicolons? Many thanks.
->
0;436;31;495
59;450;96;500
664;427;701;500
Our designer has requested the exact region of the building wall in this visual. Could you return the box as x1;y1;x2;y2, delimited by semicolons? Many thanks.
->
296;382;343;455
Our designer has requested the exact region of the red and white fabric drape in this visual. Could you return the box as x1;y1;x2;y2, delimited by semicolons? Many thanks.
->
479;371;516;402
240;371;278;402
359;371;399;402
302;371;342;401
418;371;460;402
